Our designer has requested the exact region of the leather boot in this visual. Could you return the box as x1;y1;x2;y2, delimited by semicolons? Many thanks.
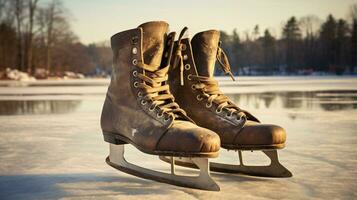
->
168;29;286;150
101;22;220;157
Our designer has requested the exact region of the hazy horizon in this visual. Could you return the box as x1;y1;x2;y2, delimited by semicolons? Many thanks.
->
59;0;357;44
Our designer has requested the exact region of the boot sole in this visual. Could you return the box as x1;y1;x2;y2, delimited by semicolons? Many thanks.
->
222;143;285;151
103;131;219;158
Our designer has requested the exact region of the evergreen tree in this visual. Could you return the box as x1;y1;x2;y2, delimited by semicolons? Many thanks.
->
252;25;260;40
351;19;357;69
282;16;302;72
262;29;276;72
230;29;241;74
336;19;349;72
319;14;337;70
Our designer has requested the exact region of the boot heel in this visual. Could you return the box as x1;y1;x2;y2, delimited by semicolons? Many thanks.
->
103;131;128;145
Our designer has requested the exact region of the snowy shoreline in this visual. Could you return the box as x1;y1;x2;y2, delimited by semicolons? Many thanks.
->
0;77;356;97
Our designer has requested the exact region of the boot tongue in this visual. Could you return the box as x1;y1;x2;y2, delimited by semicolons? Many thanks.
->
138;21;169;71
191;30;220;77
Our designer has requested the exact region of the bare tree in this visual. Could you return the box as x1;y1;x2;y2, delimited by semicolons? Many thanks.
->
13;0;26;71
299;15;321;38
0;0;7;21
0;0;13;23
349;4;357;21
36;0;61;74
25;0;39;74
36;0;76;74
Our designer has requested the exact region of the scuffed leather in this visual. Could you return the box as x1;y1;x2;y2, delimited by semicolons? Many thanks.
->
168;32;287;148
138;21;168;70
233;121;286;146
101;22;220;154
191;30;220;77
157;120;220;153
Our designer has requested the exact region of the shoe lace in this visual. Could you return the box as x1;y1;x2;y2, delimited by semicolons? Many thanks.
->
173;27;245;121
191;75;246;121
135;61;188;121
172;27;188;86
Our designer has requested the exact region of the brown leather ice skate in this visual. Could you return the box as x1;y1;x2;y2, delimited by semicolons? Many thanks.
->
100;22;221;190
161;28;292;178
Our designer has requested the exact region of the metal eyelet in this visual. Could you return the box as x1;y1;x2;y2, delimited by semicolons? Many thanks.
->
132;47;137;54
131;36;138;44
187;74;192;80
133;82;139;88
149;105;155;111
137;91;142;97
226;113;232;117
132;70;138;77
141;100;147;105
183;55;188;60
184;64;191;70
216;108;222;113
157;112;163;118
236;116;245;122
206;102;212;108
132;59;137;65
196;95;203;101
182;44;187;51
164;116;170;122
191;85;196;90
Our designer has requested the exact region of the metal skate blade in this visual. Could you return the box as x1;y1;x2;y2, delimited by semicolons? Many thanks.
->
107;144;220;191
160;150;292;178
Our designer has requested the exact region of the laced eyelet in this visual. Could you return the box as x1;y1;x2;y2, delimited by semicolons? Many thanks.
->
164;116;170;122
141;100;147;105
132;70;138;77
184;64;191;70
131;36;138;44
191;84;196;90
183;55;188;60
236;116;245;122
133;82;139;88
196;95;203;101
216;108;222;113
157;112;163;118
149;105;155;111
132;47;137;54
187;74;192;80
182;44;187;51
206;102;212;108
132;59;137;65
137;91;142;97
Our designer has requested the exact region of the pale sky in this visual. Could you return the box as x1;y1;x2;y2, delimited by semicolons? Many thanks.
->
61;0;357;44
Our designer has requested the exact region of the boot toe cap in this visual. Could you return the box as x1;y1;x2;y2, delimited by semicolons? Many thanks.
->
157;121;220;156
233;121;286;148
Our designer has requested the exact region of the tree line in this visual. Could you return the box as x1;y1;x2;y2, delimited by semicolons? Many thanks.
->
220;5;357;75
0;0;356;77
0;0;111;78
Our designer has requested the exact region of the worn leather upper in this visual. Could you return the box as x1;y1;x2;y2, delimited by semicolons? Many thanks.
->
168;30;286;149
191;30;220;77
101;22;220;155
138;22;168;69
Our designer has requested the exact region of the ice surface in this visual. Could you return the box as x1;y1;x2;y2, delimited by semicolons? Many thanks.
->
0;76;356;199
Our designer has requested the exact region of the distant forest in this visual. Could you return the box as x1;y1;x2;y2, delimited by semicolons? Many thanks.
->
0;0;357;78
220;12;357;75
0;0;112;78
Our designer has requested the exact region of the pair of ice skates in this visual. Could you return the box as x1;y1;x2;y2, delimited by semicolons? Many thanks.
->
100;21;292;191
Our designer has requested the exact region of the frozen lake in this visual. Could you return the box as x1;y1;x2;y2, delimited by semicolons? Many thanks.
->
0;76;356;199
